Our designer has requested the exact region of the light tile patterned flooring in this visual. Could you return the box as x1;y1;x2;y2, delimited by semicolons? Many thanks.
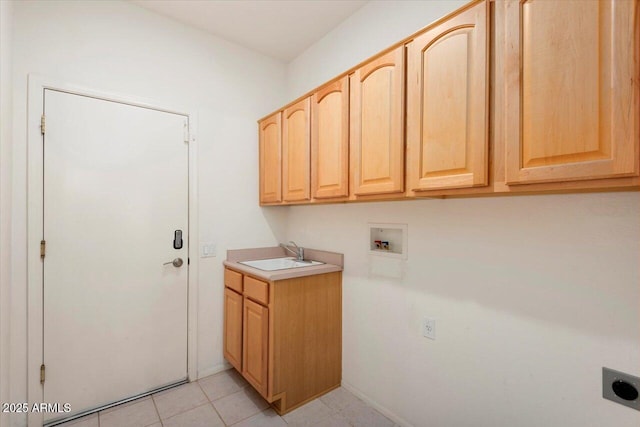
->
57;369;397;427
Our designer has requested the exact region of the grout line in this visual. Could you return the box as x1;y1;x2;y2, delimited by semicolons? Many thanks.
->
195;373;254;426
197;371;277;426
149;391;163;425
161;402;212;425
225;408;270;427
196;377;214;404
195;379;228;424
197;372;249;404
219;394;265;426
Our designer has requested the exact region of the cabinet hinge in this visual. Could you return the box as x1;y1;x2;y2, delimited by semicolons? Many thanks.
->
40;364;45;384
183;121;189;143
40;240;46;259
40;114;46;135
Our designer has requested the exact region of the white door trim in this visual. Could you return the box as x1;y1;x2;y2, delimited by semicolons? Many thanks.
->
26;74;199;427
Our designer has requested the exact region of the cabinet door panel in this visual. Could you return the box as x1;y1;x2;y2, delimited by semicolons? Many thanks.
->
407;1;488;191
350;46;405;196
283;98;311;202
312;77;349;199
505;0;639;184
223;288;243;372
242;298;269;397
259;113;282;203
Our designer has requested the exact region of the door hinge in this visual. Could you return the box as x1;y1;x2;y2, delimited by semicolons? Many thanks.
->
40;240;46;259
183;121;189;143
40;364;45;384
41;114;46;135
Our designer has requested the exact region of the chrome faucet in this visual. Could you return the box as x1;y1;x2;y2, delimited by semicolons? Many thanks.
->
280;241;304;261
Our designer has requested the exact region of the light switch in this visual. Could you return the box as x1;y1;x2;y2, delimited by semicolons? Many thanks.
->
201;242;217;258
422;317;436;340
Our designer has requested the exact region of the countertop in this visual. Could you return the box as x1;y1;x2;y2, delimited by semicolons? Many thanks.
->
223;246;343;281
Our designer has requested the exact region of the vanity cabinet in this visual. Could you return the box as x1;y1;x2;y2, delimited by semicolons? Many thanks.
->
350;46;405;197
502;0;639;185
242;298;269;395
223;267;342;414
406;0;488;193
223;288;243;372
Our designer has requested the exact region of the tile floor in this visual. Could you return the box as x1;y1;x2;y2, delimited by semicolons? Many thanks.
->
56;369;397;427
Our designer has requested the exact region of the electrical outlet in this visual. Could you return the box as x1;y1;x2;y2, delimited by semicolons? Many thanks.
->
422;317;436;340
603;367;640;411
201;242;217;258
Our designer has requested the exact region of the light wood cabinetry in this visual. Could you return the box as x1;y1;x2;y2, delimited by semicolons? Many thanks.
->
223;267;342;414
503;0;639;185
282;98;311;202
311;77;350;199
259;112;282;203
270;273;342;413
350;46;405;196
257;0;638;205
244;275;269;305
224;268;243;293
242;298;269;396
223;288;243;372
406;1;488;192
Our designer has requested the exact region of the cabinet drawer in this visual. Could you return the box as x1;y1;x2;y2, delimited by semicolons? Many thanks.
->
244;276;269;305
225;268;243;293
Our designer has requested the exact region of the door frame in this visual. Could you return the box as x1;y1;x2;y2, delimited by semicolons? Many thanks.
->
26;74;199;427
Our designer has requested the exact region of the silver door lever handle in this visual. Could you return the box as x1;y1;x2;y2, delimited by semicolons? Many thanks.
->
164;258;183;267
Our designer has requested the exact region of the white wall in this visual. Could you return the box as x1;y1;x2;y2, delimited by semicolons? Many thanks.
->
283;2;640;427
286;0;467;99
9;1;287;424
1;1;14;427
7;1;640;427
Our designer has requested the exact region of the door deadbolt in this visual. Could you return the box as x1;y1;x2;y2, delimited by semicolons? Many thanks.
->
163;258;183;268
173;230;183;250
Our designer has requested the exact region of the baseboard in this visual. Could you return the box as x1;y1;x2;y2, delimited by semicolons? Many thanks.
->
341;380;414;427
197;362;232;380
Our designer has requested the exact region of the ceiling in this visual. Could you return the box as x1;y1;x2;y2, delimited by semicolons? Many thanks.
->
130;0;368;62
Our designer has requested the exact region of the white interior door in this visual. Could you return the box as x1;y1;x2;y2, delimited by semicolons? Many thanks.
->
42;89;189;422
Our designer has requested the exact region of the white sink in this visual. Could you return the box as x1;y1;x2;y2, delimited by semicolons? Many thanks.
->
239;257;324;271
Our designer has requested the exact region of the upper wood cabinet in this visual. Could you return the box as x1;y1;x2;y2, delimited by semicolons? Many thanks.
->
503;0;639;185
259;112;282;203
406;1;488;192
350;46;405;196
282;98;311;202
257;0;638;206
311;77;349;199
